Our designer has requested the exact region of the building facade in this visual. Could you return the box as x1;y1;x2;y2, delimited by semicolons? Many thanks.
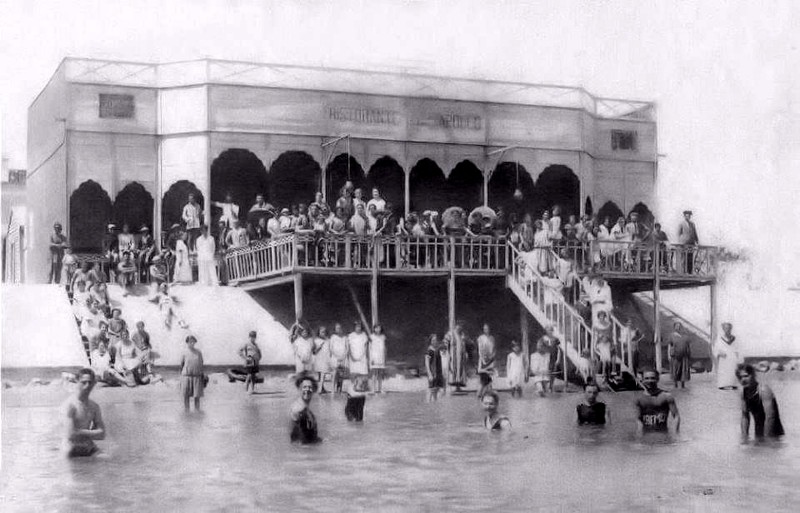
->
25;57;657;283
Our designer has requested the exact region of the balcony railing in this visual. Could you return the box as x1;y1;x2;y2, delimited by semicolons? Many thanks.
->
224;233;509;283
552;240;718;280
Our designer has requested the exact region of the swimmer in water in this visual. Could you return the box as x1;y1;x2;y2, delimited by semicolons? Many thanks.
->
63;368;106;457
290;374;321;444
635;370;680;436
737;363;784;441
482;391;511;431
577;382;608;425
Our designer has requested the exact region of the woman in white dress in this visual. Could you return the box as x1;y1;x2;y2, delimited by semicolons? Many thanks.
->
291;324;315;374
313;326;332;393
173;231;193;284
533;220;552;274
347;322;370;377
712;322;741;389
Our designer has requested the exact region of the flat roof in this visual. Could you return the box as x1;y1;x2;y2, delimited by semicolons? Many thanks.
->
56;57;655;121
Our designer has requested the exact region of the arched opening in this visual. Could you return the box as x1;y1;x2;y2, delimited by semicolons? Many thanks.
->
162;180;204;230
585;197;594;217
488;161;535;222
446;160;484;212
597;201;624;225
533;165;580;219
629;202;654;226
366;156;405;215
69;180;113;252
267;151;321;210
210;149;268;225
325;154;365;204
113;182;154;232
409;158;447;213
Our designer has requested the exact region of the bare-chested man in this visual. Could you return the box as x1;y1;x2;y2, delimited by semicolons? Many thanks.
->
63;368;106;457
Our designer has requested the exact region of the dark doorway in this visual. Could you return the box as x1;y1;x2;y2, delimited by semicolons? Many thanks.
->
162;180;204;230
533;165;580;219
268;151;321;209
113;182;154;232
597;201;624;224
446;160;484;212
326;154;365;204
210;149;269;225
409;158;448;213
366;156;405;216
629;202;654;226
70;180;113;252
488;161;535;221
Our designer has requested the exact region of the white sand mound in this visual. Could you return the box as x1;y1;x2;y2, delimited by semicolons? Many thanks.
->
105;284;294;366
2;285;88;368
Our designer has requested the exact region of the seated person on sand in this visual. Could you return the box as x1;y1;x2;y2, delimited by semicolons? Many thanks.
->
148;255;169;301
63;368;106;457
290;374;321;444
114;329;145;386
482;391;511;431
90;282;111;315
577;381;608;425
117;251;137;297
132;321;157;379
90;341;126;386
156;283;188;329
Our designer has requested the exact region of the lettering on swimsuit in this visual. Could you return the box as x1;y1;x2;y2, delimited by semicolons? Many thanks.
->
642;413;667;426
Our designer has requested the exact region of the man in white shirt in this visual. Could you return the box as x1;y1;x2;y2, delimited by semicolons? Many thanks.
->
182;193;203;250
195;225;218;286
212;192;240;228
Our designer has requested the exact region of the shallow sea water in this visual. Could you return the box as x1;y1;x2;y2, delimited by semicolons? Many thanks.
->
2;376;799;512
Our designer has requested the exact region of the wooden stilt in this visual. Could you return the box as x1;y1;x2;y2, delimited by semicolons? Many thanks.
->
653;239;663;373
404;170;411;216
520;303;530;377
371;261;379;327
448;239;456;331
293;273;303;322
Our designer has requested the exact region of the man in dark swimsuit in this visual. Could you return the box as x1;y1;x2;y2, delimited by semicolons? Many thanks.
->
577;382;607;425
737;364;784;440
635;370;680;435
290;374;321;444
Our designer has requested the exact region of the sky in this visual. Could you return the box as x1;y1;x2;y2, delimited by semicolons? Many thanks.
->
2;0;799;351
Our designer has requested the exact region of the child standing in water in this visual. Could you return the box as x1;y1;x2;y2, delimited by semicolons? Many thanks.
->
345;375;369;421
180;335;205;411
369;324;387;394
506;340;526;397
424;334;445;402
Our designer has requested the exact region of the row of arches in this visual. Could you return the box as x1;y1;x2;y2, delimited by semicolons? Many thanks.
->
210;149;582;222
68;149;647;252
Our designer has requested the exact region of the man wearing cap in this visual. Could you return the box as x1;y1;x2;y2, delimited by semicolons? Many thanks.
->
182;194;203;251
49;222;68;284
137;226;155;281
278;208;294;233
102;224;119;281
678;210;699;274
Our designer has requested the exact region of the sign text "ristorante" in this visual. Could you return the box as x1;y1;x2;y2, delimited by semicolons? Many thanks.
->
329;107;399;125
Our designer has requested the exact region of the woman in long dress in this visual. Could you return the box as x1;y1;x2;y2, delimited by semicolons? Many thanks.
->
444;324;469;389
173;231;193;284
712;322;741;389
532;220;551;274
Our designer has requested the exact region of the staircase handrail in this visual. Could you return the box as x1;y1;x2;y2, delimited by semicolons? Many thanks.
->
508;243;594;372
224;234;296;284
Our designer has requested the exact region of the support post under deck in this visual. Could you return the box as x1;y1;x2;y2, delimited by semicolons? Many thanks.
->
293;273;303;322
653;239;663;373
520;303;530;377
448;240;456;331
371;259;379;327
